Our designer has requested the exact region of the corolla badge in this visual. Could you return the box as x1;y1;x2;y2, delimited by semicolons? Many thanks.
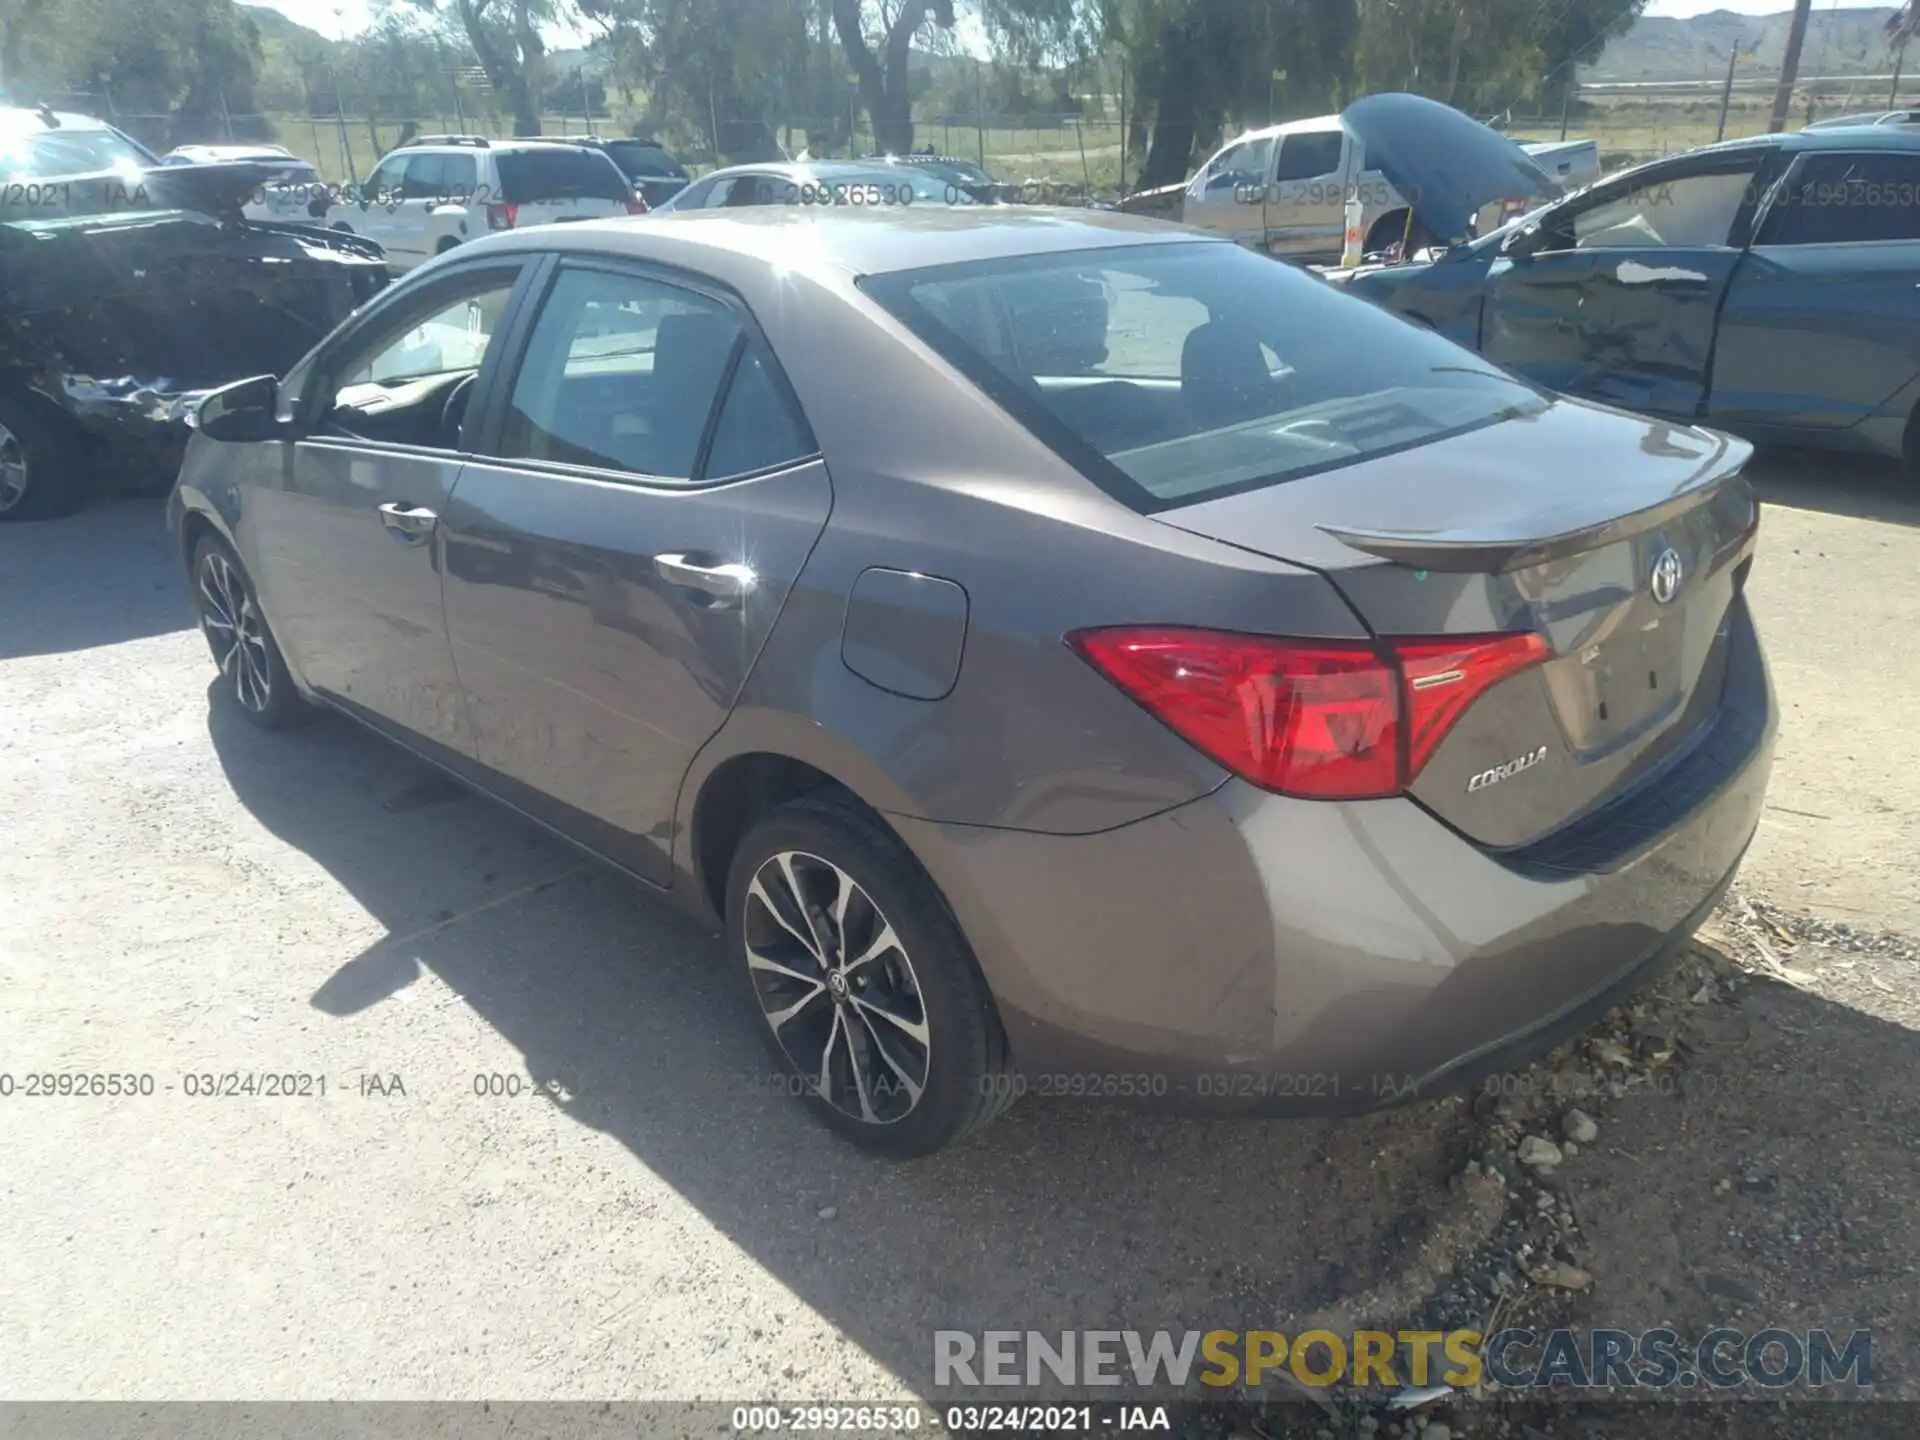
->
1650;547;1685;606
1467;746;1548;793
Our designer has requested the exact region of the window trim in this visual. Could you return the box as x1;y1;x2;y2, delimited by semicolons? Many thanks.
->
1752;148;1920;248
468;253;821;491
296;256;538;458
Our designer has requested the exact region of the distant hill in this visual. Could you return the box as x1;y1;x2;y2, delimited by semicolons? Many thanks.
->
240;2;329;49
1584;6;1905;82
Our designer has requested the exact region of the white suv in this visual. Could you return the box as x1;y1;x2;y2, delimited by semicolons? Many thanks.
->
329;136;638;271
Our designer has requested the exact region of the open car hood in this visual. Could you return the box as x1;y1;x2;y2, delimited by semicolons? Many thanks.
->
137;160;285;218
1342;93;1560;244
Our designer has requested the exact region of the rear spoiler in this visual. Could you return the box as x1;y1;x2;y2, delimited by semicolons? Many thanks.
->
1317;436;1754;573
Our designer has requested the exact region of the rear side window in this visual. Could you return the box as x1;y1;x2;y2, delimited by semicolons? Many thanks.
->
1759;152;1920;244
705;349;814;478
441;152;479;193
861;240;1545;512
496;267;745;481
1275;131;1343;182
494;148;631;203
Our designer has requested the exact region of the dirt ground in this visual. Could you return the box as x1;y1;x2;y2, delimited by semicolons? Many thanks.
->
0;448;1915;1432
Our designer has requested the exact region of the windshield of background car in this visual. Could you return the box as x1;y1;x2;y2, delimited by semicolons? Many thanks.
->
861;240;1546;511
495;147;632;203
809;167;976;204
0;125;153;180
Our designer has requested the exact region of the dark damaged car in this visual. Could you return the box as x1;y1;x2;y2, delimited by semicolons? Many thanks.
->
0;106;387;521
1343;127;1920;472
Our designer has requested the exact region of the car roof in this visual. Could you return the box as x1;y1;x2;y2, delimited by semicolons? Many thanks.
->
700;159;970;182
1223;114;1344;146
0;104;116;132
468;204;1215;280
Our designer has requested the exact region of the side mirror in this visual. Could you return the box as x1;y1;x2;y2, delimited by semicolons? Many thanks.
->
1501;225;1542;261
192;375;285;444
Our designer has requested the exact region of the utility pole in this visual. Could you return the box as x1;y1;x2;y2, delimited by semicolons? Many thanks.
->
1767;0;1813;133
1715;42;1740;142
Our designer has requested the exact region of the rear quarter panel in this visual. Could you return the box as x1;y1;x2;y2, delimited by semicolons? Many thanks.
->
666;246;1369;869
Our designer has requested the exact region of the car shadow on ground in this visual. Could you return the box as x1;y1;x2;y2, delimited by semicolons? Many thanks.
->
1745;449;1919;529
207;695;1489;1402
0;497;192;659
201;679;1920;1405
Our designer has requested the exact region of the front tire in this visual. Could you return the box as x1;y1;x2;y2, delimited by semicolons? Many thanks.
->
190;535;307;729
0;395;87;522
726;797;1014;1158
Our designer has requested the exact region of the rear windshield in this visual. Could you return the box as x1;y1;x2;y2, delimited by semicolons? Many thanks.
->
495;147;632;203
859;241;1545;511
600;142;687;179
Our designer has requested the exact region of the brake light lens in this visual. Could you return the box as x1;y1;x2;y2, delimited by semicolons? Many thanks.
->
486;202;518;230
626;196;649;214
1068;626;1551;800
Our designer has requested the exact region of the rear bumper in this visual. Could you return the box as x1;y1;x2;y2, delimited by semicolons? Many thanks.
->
891;606;1775;1115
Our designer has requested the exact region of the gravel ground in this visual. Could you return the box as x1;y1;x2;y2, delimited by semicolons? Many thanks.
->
0;449;1915;1431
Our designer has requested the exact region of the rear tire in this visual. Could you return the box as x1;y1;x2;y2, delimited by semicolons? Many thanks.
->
0;394;89;522
189;535;308;730
725;796;1015;1158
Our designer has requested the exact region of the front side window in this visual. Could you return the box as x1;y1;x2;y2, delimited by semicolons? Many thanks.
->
1759;152;1920;245
1196;139;1267;193
319;269;520;446
400;153;446;200
862;240;1545;511
496;267;748;481
1557;165;1757;250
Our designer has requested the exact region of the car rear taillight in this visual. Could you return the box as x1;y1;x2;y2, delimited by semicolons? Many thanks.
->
486;202;519;230
626;196;648;214
1068;626;1550;800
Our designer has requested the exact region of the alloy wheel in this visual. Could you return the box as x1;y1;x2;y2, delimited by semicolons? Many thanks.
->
196;549;273;713
743;849;931;1124
0;421;28;513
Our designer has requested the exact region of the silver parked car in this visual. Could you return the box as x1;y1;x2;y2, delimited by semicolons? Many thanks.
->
169;206;1775;1157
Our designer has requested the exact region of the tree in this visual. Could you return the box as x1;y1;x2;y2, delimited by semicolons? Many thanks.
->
1888;1;1917;106
577;0;807;161
409;0;561;134
831;0;956;154
1767;0;1812;134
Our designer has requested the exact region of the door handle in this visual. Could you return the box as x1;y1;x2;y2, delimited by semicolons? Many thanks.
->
653;553;757;606
378;502;438;542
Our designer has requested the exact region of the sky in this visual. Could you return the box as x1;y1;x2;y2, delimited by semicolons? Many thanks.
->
249;0;1891;45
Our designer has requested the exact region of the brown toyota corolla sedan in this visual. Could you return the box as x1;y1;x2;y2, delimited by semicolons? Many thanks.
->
169;206;1775;1157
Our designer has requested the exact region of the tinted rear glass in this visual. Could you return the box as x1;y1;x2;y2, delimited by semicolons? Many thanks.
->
495;148;631;203
602;142;687;179
861;241;1545;512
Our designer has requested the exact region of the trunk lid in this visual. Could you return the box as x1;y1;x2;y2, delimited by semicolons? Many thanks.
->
1156;397;1759;849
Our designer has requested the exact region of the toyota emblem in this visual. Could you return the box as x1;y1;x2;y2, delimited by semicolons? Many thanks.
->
1650;547;1685;606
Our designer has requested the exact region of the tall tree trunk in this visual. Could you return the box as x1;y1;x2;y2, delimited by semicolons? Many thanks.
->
1767;0;1813;133
456;0;542;135
830;0;953;156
